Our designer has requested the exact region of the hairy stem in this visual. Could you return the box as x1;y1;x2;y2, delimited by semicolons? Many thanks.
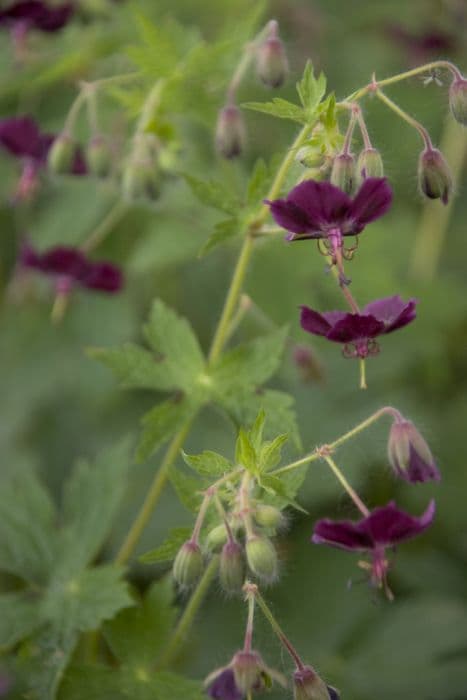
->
376;90;432;147
323;454;370;516
254;588;305;670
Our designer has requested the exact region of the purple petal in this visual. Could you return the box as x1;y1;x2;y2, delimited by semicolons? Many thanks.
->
363;295;418;333
0;116;42;160
39;246;90;278
395;445;441;484
207;669;242;700
349;178;392;228
286;180;352;229
20;242;42;269
312;518;374;551
267;198;316;235
360;500;436;546
300;306;332;337
81;262;123;293
326;313;385;343
327;687;340;700
0;1;73;32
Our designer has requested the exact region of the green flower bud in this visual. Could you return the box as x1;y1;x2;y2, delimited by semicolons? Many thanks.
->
48;134;75;174
215;105;246;159
172;540;204;588
294;667;336;700
122;160;160;201
330;153;356;194
245;535;278;583
418;147;452;205
86;135;112;178
449;76;467;126
254;504;284;530
219;540;245;593
206;524;228;551
356;147;384;182
295;145;323;168
256;37;288;88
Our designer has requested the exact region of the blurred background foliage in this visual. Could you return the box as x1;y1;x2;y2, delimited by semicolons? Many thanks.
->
1;0;467;698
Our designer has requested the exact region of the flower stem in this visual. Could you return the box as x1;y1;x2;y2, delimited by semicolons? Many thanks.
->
323;454;370;516
376;90;432;148
80;201;127;254
243;591;256;652
253;588;305;670
359;358;367;390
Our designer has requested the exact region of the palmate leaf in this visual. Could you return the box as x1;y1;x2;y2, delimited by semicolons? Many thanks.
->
0;592;43;649
135;394;200;463
182;450;233;477
198;218;240;257
169;467;203;513
243;98;306;123
296;60;327;116
184;174;239;216
139;528;192;564
88;343;180;392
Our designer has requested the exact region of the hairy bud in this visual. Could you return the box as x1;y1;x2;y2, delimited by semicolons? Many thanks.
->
232;651;263;694
219;540;245;593
245;535;278;583
295;145;323;169
173;540;204;587
47;134;75;174
256;37;288;88
215;105;246;159
388;419;440;483
293;667;338;700
418;147;452;204
86;135;112;178
206;523;228;551
449;76;467;126
330;153;356;194
356;147;384;181
254;504;284;530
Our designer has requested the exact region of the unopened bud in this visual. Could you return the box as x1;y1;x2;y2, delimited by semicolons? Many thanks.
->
418;147;452;205
206;523;228;551
449;76;467;126
122;160;159;201
330;153;356;194
86;135;112;178
245;535;278;583
219;540;245;593
293;667;337;700
256;37;288;88
295;145;323;168
172;540;204;587
232;651;262;693
388;419;440;483
48;134;75;174
356;147;384;181
215;105;246;159
254;504;284;530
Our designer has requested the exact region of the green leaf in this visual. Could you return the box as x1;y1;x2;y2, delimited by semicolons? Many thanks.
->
125;14;185;77
248;409;266;452
235;428;257;473
139;528;192;564
104;577;177;665
296;61;326;117
184;174;239;215
257;474;306;513
143;299;206;393
88;343;180;392
28;627;78;700
319;92;337;129
198;218;240;257
150;671;205;700
243;97;306;123
169;467;203;512
0;592;43;649
259;433;289;471
136;395;198;463
182;450;232;477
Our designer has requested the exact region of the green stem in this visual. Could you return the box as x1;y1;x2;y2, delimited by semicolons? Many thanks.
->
156;556;219;669
80;201;127;254
63;91;88;134
359;358;367;390
254;589;304;670
323;454;370;516
376;90;431;147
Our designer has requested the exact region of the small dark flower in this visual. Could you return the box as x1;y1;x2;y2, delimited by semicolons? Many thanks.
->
205;650;286;700
300;294;417;359
0;1;74;33
312;499;436;596
388;419;440;483
266;178;392;282
20;243;123;294
207;668;242;700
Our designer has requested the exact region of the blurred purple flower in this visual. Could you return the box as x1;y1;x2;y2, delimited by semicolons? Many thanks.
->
312;499;436;596
20;243;123;293
300;295;417;359
206;668;242;700
385;23;457;66
205;650;286;700
0;1;74;33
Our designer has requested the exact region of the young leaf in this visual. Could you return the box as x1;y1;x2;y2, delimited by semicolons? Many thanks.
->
182;450;232;477
243;98;306;123
296;61;327;117
248;409;266;452
260;433;289;471
198;218;240;257
136;395;198;463
140;528;192;564
88;343;180;392
258;474;306;513
169;467;203;513
235;428;257;472
184;174;239;216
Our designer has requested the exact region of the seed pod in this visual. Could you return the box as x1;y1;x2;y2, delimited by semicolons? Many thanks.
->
256;37;288;88
215;105;246;159
356;147;384;181
172;540;204;587
86;135;112;178
387;419;440;483
449;76;467;126
206;524;229;551
254;504;284;530
48;133;75;174
219;540;245;593
418;147;452;204
245;535;278;583
330;153;356;194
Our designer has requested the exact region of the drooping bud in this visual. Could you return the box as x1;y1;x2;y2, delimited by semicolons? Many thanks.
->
254;504;284;530
231;651;263;694
356;147;384;181
206;523;229;551
256;37;288;88
215;105;246;159
47;133;75;174
387;419;440;483
86;135;112;178
418;146;452;204
449;76;467;126
219;540;245;593
122;159;160;201
172;540;204;587
293;667;338;700
245;535;278;583
330;152;356;194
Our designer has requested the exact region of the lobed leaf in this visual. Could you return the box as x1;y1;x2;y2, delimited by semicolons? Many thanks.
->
88;343;180;392
140;528;192;564
182;450;233;477
243;97;306;123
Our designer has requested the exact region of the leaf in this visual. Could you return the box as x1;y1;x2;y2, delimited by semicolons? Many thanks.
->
296;61;327;117
198;218;240;257
139;528;192;564
88;343;180;392
169;467;203;513
182;450;232;477
104;577;177;665
243;98;306;123
235;428;257;473
143;300;206;393
125;14;185;77
136;395;198;463
248;409;266;452
184;174;239;216
28;627;78;700
0;592;43;649
319;92;337;129
150;671;205;700
257;474;306;513
259;433;289;471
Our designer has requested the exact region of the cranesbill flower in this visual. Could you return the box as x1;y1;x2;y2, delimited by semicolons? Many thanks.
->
387;418;440;483
300;295;417;359
0;1;73;33
266;177;392;282
20;243;123;293
312;500;436;597
205;650;286;700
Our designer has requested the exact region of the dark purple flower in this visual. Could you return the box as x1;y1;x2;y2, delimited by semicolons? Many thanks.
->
20;243;123;294
0;1;74;33
388;419;440;483
266;177;392;282
205;650;286;700
312;500;435;596
207;668;242;700
300;294;417;359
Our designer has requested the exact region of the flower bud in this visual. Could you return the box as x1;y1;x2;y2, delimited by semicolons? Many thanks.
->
293;667;338;700
245;535;278;583
219;540;245;593
418;147;452;204
449;76;467;126
295;145;323;168
356;147;384;181
172;540;204;587
215;105;246;159
206;523;228;551
256;37;288;88
232;651;263;694
122;160;160;201
86;135;112;178
387;419;440;483
330;153;356;194
254;504;284;530
47;133;75;174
